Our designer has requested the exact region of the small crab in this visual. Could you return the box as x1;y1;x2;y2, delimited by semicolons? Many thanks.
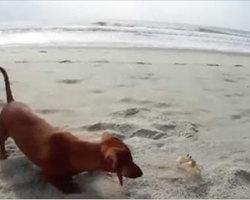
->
175;154;203;179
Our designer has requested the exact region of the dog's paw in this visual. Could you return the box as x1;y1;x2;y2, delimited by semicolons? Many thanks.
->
0;153;8;160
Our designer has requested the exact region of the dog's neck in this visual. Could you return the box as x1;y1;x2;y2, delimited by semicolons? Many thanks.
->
69;140;114;174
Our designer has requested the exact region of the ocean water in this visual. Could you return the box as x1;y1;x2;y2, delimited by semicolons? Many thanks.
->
0;20;250;54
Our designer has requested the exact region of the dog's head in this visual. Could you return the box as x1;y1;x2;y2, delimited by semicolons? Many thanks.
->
101;132;143;186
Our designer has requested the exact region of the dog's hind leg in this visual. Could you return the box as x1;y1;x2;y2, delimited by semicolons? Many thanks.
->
0;124;9;160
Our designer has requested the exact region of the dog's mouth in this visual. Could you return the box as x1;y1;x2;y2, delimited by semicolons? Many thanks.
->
123;171;143;178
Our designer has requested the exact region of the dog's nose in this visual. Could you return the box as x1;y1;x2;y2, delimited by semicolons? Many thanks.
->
138;168;143;177
129;169;143;178
134;167;143;178
124;164;143;178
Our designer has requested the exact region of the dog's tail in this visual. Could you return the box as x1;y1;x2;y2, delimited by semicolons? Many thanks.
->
0;67;14;103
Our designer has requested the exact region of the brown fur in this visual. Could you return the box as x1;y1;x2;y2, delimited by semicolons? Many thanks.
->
0;67;142;189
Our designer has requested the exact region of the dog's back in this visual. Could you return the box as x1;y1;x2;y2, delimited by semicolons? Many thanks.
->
0;100;56;165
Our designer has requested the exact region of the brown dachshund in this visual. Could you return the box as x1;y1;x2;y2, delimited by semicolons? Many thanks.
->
0;66;142;189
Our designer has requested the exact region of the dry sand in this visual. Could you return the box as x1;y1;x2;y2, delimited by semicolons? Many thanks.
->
0;47;250;198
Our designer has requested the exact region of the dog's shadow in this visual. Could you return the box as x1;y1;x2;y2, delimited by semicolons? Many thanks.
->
0;156;128;199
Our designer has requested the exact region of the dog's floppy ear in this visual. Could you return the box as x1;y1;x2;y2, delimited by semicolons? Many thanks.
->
101;131;115;143
105;148;130;186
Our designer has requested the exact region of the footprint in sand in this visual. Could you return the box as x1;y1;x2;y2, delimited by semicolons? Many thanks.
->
224;78;237;83
130;74;157;81
15;61;29;63
59;60;73;63
152;124;176;132
118;97;141;104
234;64;244;67
135;62;152;65
128;121;199;140
118;98;172;109
116;83;136;88
153;102;172;108
185;181;213;198
56;79;82;84
231;109;250;121
175;63;187;66
81;122;136;133
35;109;73;115
162;110;193;116
130;129;167;140
111;107;150;118
156;122;199;139
224;93;245;98
234;169;250;183
93;60;110;64
89;89;104;94
206;64;220;67
144;72;155;77
204;88;226;92
118;97;152;105
80;122;137;139
35;109;60;114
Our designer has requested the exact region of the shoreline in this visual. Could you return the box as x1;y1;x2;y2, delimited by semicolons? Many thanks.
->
1;45;250;57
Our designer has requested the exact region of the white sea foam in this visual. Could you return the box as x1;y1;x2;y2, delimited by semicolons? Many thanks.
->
0;21;250;53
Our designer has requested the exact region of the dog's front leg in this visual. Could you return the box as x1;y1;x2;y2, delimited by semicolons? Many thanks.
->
45;173;80;194
0;126;8;160
0;145;8;160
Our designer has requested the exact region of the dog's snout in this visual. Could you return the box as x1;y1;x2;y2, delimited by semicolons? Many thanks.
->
132;165;143;178
122;163;143;178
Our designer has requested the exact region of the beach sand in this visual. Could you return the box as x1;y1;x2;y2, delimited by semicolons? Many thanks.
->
0;47;250;198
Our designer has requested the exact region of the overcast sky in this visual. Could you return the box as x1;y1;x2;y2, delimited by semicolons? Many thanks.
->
0;1;250;31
